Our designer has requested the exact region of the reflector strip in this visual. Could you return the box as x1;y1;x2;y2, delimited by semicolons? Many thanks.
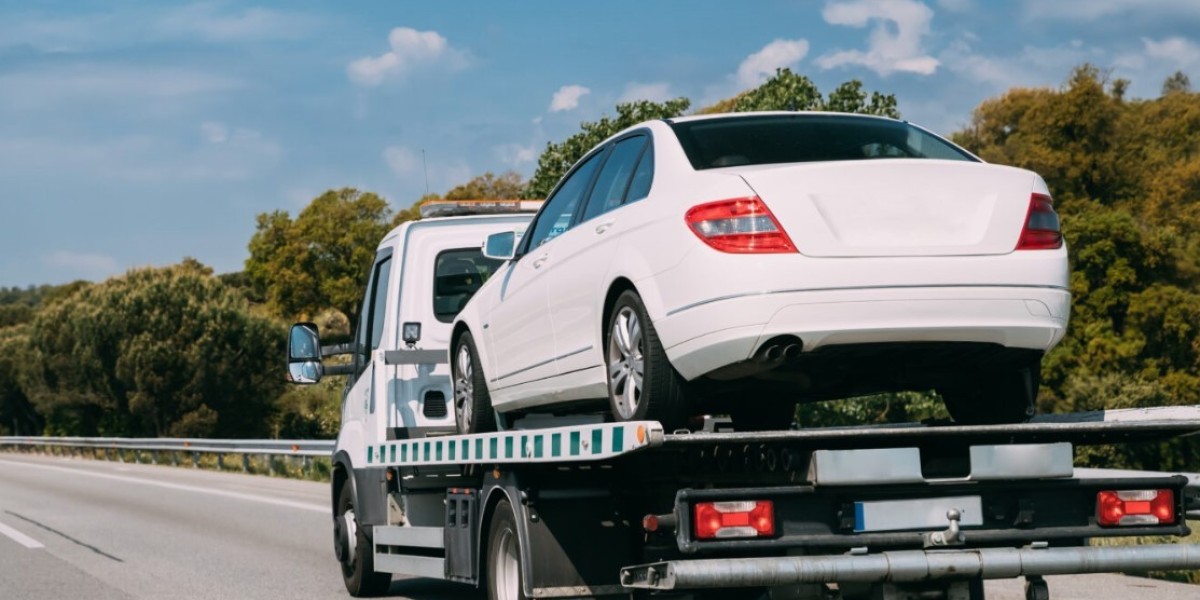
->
363;421;662;466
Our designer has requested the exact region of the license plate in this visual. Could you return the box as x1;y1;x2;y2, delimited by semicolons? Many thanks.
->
854;496;983;533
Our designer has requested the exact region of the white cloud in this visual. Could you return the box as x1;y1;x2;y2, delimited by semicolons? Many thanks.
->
549;84;590;112
1143;37;1200;67
383;146;421;175
618;82;674;103
494;143;537;166
939;38;1093;89
816;0;939;76
200;121;228;143
736;39;810;87
43;251;120;281
347;27;467;86
0;65;242;112
1023;0;1200;21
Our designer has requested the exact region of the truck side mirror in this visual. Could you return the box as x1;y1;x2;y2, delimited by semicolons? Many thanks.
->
483;231;517;261
287;322;324;384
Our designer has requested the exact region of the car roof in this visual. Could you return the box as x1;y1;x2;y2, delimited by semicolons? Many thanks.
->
664;110;902;124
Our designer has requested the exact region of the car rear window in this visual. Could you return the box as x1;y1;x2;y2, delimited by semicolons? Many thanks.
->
433;249;504;323
668;114;977;170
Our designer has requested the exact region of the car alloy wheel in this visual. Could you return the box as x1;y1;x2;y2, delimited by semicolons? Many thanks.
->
608;306;645;420
455;344;474;432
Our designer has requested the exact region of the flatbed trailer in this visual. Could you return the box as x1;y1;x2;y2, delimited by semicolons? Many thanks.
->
339;406;1200;600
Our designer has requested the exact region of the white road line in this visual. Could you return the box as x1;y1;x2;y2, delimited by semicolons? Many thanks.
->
0;519;44;549
0;459;327;514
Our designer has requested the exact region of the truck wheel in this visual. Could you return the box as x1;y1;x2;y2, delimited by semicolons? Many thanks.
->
454;332;496;434
486;499;528;600
336;482;391;597
606;291;687;429
940;362;1039;425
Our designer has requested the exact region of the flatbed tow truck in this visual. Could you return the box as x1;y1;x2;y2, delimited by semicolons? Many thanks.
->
286;202;1200;600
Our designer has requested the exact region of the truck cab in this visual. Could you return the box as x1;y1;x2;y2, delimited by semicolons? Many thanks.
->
285;201;537;595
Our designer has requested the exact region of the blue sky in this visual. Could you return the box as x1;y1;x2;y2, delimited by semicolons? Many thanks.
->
2;0;1199;287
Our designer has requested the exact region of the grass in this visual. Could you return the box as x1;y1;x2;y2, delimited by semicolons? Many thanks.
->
3;445;333;482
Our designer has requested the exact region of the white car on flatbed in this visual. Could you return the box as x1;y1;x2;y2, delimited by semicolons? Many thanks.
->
452;112;1069;432
283;201;1200;600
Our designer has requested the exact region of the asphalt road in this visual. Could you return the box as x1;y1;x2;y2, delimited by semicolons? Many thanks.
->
1;452;1198;600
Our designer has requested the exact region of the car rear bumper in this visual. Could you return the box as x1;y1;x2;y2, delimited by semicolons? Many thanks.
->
657;285;1069;380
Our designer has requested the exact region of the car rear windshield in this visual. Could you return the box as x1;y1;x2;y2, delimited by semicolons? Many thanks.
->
668;114;977;170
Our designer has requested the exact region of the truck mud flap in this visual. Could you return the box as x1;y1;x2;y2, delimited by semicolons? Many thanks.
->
620;543;1200;590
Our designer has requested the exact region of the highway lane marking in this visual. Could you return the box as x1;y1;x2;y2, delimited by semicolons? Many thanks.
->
0;518;44;549
0;459;327;514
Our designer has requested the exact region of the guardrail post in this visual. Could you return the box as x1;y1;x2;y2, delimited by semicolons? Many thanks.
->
134;450;141;464
241;453;250;473
151;450;158;465
266;454;275;476
191;451;199;468
217;453;224;470
304;456;313;476
171;451;179;467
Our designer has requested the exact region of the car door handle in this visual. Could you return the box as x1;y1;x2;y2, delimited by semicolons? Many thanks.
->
532;254;548;269
595;219;616;234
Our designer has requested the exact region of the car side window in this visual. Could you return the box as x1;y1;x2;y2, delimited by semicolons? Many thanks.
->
525;151;604;249
625;142;654;203
581;136;647;223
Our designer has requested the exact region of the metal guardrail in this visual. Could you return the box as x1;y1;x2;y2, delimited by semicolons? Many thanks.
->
0;436;335;473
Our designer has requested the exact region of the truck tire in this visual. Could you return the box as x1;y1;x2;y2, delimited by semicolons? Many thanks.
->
336;482;392;597
606;291;687;430
454;331;496;434
486;499;529;600
940;362;1039;425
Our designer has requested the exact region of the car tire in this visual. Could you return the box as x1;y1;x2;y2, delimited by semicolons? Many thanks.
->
336;482;392;597
486;499;529;600
606;290;688;429
940;361;1039;425
454;331;496;434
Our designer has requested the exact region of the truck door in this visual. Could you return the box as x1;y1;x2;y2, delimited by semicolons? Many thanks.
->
343;250;395;442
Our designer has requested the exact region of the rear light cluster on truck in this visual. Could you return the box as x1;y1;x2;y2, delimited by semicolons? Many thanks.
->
693;500;776;539
1016;193;1063;250
685;197;797;253
1096;489;1176;527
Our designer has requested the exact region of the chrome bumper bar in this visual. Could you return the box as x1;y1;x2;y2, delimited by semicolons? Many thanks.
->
620;543;1200;590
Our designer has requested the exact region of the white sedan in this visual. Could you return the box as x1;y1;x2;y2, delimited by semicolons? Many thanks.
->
451;112;1068;433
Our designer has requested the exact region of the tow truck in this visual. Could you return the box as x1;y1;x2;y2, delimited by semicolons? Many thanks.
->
286;201;1200;600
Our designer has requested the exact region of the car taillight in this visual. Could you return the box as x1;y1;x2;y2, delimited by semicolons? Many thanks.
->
685;197;797;253
1016;193;1062;250
693;500;775;539
1096;489;1175;526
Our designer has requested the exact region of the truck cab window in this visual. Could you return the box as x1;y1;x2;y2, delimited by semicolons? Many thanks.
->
434;249;504;323
368;256;392;350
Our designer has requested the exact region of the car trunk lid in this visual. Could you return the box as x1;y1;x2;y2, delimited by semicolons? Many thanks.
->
733;160;1037;257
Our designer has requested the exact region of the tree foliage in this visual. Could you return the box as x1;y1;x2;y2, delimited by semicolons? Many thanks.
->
732;69;899;117
525;98;692;199
444;171;526;200
18;261;283;437
245;188;393;332
954;66;1200;468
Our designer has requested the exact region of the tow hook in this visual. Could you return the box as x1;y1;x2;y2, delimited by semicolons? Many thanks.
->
923;509;965;548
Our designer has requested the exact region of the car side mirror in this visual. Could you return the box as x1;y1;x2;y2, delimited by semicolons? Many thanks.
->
483;231;517;261
287;322;324;384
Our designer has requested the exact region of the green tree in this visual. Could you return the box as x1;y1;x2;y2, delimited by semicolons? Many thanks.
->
21;260;283;437
444;171;526;200
1162;70;1191;96
732;69;899;117
0;325;40;435
246;188;393;331
525;98;692;199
